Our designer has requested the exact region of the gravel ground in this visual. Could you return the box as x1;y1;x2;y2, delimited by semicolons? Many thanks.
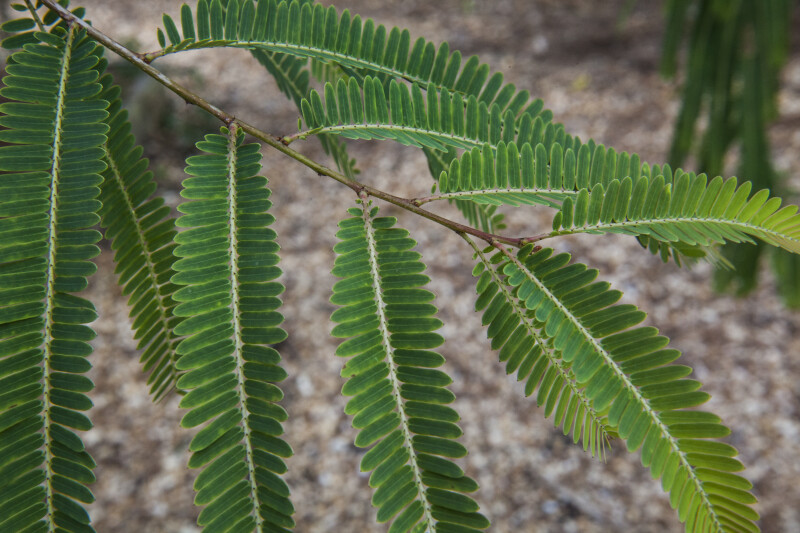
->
6;1;800;532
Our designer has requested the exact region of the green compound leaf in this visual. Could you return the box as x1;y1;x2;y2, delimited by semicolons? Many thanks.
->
426;135;699;260
466;238;613;458
548;171;800;255
435;142;771;266
97;70;183;401
296;76;527;152
172;126;293;532
0;25;107;533
156;0;544;121
331;202;488;532
430;139;674;209
479;243;758;533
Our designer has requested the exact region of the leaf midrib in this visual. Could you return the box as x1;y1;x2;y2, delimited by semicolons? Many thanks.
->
294;122;484;151
160;40;480;106
225;129;263;532
425;187;577;205
362;206;435;531
42;25;77;531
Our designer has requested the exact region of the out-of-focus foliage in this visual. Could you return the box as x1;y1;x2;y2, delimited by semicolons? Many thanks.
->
661;0;797;305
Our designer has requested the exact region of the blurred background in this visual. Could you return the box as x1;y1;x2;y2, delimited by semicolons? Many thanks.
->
3;1;800;531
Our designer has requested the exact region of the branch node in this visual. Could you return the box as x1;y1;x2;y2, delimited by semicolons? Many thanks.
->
520;233;550;246
141;51;162;64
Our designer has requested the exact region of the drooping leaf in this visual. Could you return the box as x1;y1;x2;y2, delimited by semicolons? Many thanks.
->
97;72;183;401
172;126;293;531
465;237;614;457
0;25;108;533
331;202;488;532
476;243;758;533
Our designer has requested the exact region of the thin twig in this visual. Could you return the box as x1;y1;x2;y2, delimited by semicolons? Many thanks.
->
24;0;46;31
39;0;537;248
